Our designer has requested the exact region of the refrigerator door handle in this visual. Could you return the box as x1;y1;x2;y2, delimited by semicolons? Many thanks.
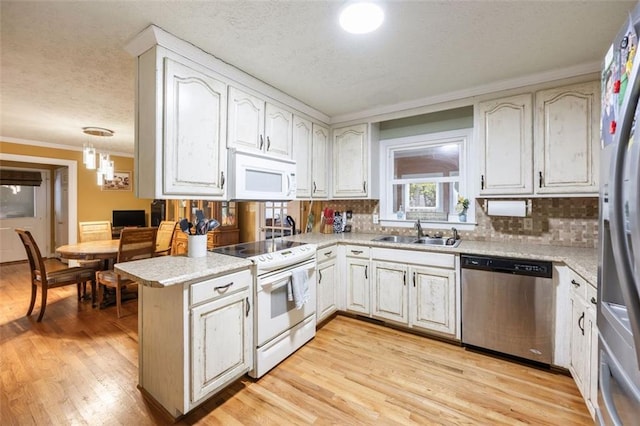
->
599;359;623;425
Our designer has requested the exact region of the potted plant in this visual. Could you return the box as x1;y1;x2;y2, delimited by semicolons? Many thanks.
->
455;196;470;222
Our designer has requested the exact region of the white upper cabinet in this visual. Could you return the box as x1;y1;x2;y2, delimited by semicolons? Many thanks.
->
477;81;600;197
332;123;379;198
478;94;533;195
311;123;330;198
534;82;600;194
135;47;227;200
228;87;293;159
293;116;313;198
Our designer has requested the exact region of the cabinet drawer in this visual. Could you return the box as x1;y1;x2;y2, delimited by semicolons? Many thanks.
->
317;245;337;262
568;269;588;301
191;269;252;306
345;245;370;258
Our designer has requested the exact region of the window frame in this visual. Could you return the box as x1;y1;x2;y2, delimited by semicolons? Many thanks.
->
378;128;475;229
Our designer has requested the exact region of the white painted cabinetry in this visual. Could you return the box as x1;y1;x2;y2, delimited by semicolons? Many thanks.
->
534;82;600;194
332;123;379;199
372;261;408;324
567;268;598;419
228;87;293;158
316;245;338;322
477;81;600;197
138;269;252;417
345;245;371;315
136;47;228;199
478;93;533;195
293;117;330;199
370;247;458;338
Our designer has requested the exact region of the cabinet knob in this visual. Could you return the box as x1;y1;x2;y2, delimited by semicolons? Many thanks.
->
365;265;368;279
403;271;406;286
220;171;225;189
591;297;597;305
267;136;271;151
480;174;484;190
245;297;251;317
259;135;264;150
363;181;367;193
318;270;322;284
313;181;317;193
539;171;543;188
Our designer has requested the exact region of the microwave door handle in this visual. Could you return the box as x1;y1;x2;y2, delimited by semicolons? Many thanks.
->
608;46;640;367
286;173;292;196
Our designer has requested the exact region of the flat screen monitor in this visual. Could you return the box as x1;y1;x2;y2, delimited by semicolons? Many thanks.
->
112;210;146;228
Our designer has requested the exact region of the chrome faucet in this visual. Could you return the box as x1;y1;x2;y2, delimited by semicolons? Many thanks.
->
415;219;424;238
451;227;459;241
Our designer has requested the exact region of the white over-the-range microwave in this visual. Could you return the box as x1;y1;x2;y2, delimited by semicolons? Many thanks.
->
227;148;297;201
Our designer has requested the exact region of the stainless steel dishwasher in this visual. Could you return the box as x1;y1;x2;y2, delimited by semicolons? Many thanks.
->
461;254;554;364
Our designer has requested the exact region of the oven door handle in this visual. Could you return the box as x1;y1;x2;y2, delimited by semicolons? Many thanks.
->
259;263;315;291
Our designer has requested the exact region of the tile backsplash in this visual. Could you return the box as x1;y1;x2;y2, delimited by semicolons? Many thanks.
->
314;197;599;248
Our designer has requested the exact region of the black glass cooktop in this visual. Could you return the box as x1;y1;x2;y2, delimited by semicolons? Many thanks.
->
210;239;305;259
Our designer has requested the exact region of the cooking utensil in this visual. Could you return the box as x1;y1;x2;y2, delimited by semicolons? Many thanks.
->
195;209;205;223
179;218;190;235
196;219;207;235
207;219;220;231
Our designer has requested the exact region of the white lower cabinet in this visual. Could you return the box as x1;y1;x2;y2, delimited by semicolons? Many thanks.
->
370;247;458;338
316;245;338;322
567;268;598;419
345;245;371;315
372;261;408;324
138;269;252;417
410;265;456;335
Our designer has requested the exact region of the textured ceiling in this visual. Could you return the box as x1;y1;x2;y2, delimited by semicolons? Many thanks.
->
1;1;636;155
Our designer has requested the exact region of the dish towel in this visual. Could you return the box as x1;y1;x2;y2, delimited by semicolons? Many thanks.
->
288;269;309;309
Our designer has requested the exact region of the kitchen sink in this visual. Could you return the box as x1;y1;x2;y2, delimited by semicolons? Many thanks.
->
371;235;461;247
412;237;461;247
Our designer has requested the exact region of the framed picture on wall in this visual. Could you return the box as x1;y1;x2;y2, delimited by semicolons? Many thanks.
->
101;171;132;191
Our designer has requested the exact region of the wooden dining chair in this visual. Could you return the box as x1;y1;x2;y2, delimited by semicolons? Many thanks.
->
96;227;157;318
78;221;113;242
154;220;177;256
15;228;97;322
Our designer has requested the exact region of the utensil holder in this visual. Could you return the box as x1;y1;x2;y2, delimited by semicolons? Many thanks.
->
188;234;207;258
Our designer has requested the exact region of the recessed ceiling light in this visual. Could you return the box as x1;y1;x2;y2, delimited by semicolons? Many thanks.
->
339;2;384;34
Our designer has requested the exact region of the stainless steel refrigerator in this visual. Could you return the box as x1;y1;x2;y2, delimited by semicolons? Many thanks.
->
598;3;640;423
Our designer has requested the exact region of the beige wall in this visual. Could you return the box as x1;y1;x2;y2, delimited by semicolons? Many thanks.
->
1;141;152;226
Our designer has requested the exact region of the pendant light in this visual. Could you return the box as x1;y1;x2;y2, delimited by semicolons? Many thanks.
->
82;127;115;184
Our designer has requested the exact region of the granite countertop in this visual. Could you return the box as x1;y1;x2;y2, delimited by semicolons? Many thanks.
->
284;232;598;285
114;252;253;288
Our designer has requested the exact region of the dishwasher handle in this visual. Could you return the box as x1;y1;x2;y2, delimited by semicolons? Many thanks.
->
461;255;552;279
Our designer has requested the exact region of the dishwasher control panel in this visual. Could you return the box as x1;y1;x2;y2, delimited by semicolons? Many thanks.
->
461;255;552;278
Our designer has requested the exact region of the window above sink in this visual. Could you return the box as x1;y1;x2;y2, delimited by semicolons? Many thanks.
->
378;128;475;229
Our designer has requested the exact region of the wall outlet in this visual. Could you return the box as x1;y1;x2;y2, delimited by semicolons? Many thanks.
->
523;218;533;231
373;214;379;224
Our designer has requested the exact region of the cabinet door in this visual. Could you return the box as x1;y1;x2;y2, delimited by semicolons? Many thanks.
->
227;86;265;152
317;259;337;322
293;115;313;198
264;103;293;158
535;82;600;194
333;124;368;198
346;258;370;315
312;123;330;198
410;265;456;336
478;94;533;195
163;58;227;197
372;261;408;324
191;289;252;402
569;293;588;398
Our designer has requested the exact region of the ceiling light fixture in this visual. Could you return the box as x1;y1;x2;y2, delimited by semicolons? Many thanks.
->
339;2;384;34
82;127;115;184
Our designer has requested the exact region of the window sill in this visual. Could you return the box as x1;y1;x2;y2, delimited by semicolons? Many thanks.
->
379;219;476;232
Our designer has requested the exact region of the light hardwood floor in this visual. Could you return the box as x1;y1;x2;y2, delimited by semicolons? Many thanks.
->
0;262;592;425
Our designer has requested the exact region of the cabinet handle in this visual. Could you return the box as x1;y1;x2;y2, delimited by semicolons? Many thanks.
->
245;297;250;317
539;171;543;188
403;271;406;286
571;279;581;288
318;270;322;284
313;181;317;193
214;282;233;291
267;136;271;151
481;174;484;190
220;171;225;189
365;265;368;279
591;297;597;305
413;272;416;287
578;312;585;336
351;250;363;255
363;181;367;193
259;135;264;150
324;251;332;257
